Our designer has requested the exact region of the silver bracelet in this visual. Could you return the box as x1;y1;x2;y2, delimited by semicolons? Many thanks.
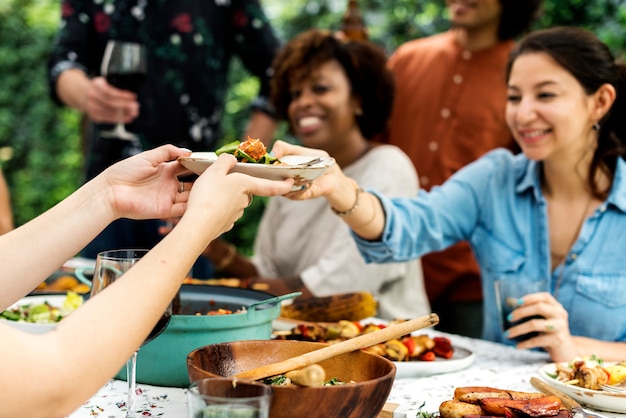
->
331;187;363;216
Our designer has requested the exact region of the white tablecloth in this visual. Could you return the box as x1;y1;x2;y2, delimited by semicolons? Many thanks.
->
68;331;625;418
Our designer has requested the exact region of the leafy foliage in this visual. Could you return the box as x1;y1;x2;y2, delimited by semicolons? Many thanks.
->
2;0;625;255
0;0;82;224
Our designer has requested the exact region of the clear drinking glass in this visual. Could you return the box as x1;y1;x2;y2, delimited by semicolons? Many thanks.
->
90;249;172;418
99;40;147;144
494;277;548;342
187;378;272;418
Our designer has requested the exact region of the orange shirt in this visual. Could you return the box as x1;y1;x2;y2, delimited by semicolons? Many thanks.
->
387;31;515;304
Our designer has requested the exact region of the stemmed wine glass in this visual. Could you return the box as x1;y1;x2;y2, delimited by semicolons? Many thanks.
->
99;40;147;146
90;249;172;418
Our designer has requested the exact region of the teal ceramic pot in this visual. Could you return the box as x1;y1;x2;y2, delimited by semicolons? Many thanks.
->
115;285;288;387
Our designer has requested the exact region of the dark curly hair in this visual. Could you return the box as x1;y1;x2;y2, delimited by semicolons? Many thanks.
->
506;26;626;198
498;0;543;40
270;29;395;140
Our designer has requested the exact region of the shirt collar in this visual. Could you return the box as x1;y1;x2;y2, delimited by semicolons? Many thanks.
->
514;156;543;201
607;158;626;212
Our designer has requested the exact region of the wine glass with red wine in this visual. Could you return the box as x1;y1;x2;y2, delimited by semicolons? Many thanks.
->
99;40;147;142
90;249;171;418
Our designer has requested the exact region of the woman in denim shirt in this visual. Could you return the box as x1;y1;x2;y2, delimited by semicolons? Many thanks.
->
273;26;626;362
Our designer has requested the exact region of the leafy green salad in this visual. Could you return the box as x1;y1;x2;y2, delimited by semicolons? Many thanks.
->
0;291;83;324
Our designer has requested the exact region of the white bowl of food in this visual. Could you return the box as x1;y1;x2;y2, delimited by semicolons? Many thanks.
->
0;293;82;334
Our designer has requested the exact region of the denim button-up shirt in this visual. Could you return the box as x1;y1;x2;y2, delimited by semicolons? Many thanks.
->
354;149;626;345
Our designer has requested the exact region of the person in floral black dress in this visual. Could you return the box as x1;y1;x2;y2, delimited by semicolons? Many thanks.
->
47;0;281;260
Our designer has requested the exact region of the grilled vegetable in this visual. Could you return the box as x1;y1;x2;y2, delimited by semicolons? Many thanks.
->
441;388;566;418
384;339;409;361
605;364;626;385
280;291;377;322
479;396;562;417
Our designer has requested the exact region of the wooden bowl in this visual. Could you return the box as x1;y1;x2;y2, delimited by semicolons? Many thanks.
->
187;339;396;418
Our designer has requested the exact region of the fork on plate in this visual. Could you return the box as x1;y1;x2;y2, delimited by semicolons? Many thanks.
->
599;384;626;394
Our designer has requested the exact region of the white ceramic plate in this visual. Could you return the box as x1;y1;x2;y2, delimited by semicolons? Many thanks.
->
538;363;626;413
179;153;335;190
0;295;67;334
394;346;474;378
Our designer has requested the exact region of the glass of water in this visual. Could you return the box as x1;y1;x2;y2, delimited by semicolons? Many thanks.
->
188;378;272;418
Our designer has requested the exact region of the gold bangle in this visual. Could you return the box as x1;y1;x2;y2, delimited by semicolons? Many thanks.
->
352;194;378;228
331;186;363;216
215;243;237;271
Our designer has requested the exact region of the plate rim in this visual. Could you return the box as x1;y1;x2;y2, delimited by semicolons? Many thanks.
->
179;153;335;169
394;345;475;378
7;294;67;309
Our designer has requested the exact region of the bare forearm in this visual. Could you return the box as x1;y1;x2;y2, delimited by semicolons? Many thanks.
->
0;200;13;236
1;215;218;418
0;177;113;307
203;239;259;278
56;69;91;111
0;170;13;235
254;276;314;298
327;176;385;241
570;336;626;362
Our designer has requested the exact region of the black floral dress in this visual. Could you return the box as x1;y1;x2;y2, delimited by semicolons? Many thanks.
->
48;0;280;261
48;0;280;178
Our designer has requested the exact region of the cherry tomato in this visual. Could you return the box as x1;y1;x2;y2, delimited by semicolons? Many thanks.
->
418;351;436;361
433;336;454;359
401;336;416;355
352;321;364;332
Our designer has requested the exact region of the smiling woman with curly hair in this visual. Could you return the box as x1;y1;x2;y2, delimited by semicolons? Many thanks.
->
203;29;430;320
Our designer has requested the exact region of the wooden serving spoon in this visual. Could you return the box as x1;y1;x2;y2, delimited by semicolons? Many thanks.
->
233;313;439;381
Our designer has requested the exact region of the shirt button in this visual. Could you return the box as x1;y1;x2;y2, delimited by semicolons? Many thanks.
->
420;175;429;186
462;50;472;60
428;141;439;152
600;204;607;212
441;108;451;118
453;74;463;84
570;253;578;260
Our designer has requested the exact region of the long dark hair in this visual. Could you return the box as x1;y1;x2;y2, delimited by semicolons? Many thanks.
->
506;26;626;198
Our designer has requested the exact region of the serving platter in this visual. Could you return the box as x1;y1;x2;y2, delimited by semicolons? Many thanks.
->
538;362;626;413
394;345;474;378
178;152;335;190
273;317;474;379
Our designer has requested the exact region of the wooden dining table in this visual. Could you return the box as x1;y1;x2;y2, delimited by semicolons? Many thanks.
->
67;329;626;418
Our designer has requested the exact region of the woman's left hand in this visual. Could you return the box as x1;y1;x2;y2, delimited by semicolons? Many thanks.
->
507;292;576;361
272;140;351;203
99;144;192;220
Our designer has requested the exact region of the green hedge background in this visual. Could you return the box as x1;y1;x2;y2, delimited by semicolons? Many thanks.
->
1;0;624;254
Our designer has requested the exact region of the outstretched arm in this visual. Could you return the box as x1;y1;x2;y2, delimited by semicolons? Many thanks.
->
0;150;293;418
272;140;386;241
0;145;191;307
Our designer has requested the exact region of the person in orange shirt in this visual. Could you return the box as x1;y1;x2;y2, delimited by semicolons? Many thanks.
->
385;0;542;337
